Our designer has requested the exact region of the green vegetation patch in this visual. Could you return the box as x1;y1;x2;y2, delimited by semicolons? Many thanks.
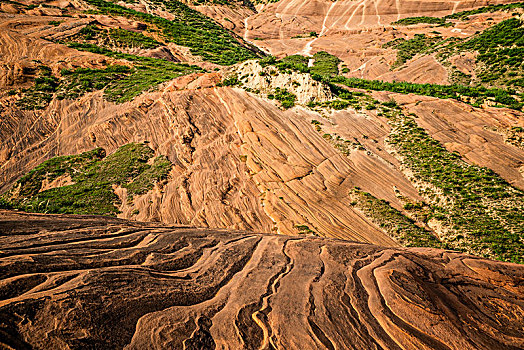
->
218;73;239;87
108;28;160;49
268;87;296;108
322;99;349;110
16;66;59;110
389;4;524;90
384;34;443;68
393;16;446;26
260;52;340;77
393;2;524;25
446;2;524;20
17;44;202;109
84;0;258;65
310;51;341;78
319;88;524;263
74;25;161;49
190;0;235;5
350;189;444;248
331;75;523;110
454;18;524;86
57;64;132;101
275;55;310;73
295;224;316;235
1;143;172;215
383;105;524;263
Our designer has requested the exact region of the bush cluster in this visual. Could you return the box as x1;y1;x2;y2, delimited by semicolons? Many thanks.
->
84;0;259;65
1;144;172;215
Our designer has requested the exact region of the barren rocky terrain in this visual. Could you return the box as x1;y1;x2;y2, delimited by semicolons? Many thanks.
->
1;210;523;349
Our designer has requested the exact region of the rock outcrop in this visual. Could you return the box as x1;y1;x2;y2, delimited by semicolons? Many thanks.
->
231;60;332;104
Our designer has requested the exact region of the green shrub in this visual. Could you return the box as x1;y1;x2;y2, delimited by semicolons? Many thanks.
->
16;66;59;110
108;28;161;49
393;16;446;26
454;18;524;87
384;34;443;68
83;0;259;65
1;144;172;216
273;87;296;108
350;189;444;248
276;55;310;73
331;75;522;110
58;44;202;103
310;51;340;77
387;109;524;263
219;74;239;87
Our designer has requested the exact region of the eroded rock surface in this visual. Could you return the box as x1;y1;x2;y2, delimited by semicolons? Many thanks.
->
0;210;523;349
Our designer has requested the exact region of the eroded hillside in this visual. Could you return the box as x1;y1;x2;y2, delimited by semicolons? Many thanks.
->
0;0;523;264
1;0;524;348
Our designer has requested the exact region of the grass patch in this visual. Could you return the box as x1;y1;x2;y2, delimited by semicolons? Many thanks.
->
260;52;340;78
393;2;524;25
274;55;310;73
331;75;523;110
453;18;524;87
350;189;444;248
18;44;202;108
310;51;341;78
318;88;523;263
73;25;161;49
268;87;296;108
84;0;259;65
393;16;446;26
384;34;443;68
295;224;316;235
108;27;160;49
1;143;172;215
382;104;524;263
16;66;59;110
389;5;524;90
447;2;524;20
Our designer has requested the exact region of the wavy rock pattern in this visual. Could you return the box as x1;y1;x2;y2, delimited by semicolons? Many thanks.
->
0;210;523;349
2;84;523;241
0;85;414;243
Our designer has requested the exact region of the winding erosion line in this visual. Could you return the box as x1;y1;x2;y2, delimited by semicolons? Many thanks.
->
452;1;461;14
374;0;382;26
301;0;340;56
343;0;386;29
353;251;452;350
307;245;336;350
251;238;297;349
344;0;368;30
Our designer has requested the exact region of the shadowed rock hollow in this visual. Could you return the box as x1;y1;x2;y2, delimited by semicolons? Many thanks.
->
0;210;523;349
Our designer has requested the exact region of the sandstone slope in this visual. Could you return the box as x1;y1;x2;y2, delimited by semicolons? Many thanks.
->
1;0;523;251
